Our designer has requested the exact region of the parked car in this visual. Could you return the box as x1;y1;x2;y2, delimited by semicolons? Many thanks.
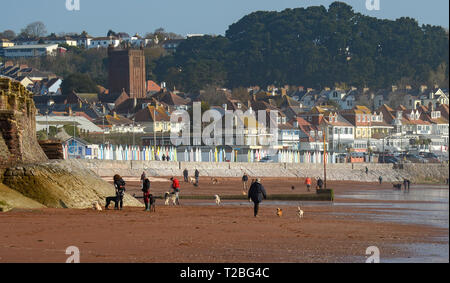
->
259;156;275;163
404;153;428;163
419;152;441;163
379;155;400;164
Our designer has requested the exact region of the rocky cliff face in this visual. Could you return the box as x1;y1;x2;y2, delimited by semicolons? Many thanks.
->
2;161;143;209
0;77;47;168
0;78;142;209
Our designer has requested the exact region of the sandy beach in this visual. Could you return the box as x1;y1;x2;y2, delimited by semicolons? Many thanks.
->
0;177;448;263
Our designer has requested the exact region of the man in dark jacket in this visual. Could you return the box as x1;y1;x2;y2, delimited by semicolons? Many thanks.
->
316;177;324;190
142;178;151;211
183;168;189;182
248;178;267;217
113;174;126;210
194;169;200;186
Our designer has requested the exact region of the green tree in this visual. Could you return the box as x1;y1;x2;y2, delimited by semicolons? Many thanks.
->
61;73;99;94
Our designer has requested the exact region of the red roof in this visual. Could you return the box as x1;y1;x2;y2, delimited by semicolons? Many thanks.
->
147;80;161;93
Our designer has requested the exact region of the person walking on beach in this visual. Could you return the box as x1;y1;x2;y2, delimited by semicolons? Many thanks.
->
316;177;324;190
365;166;369;175
183;168;189;182
242;173;249;192
113;174;126;210
304;177;312;192
248;178;267;217
162;154;166;161
170;177;181;205
406;179;411;191
403;179;408;191
142;178;151;211
194;169;200;186
166;155;170;162
378;176;383;185
140;171;147;188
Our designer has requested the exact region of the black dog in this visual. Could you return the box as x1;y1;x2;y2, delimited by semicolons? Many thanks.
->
393;183;402;190
149;194;156;212
105;196;118;209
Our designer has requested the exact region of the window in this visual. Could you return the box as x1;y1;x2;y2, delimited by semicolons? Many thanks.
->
357;115;361;122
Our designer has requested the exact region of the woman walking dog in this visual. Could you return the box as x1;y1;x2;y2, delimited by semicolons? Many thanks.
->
142;178;151;211
113;174;126;210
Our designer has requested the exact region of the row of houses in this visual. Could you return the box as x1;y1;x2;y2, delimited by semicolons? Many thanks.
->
33;83;449;156
0;62;63;95
0;31;186;58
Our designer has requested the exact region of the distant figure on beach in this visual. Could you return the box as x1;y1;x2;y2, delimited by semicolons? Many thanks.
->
316;177;324;190
304;177;312;192
248;178;267;218
407;179;411;191
142;178;151;211
242;173;249;192
194;169;200;186
403;179;408;191
365;167;369;175
166;155;170;162
170;177;181;205
379;176;383;185
183;168;189;182
113;174;126;210
162;154;166;161
141;171;147;187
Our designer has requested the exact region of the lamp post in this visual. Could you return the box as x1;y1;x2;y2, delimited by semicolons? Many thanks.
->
132;117;135;146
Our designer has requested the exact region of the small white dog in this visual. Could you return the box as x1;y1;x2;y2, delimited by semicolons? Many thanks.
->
297;206;304;219
93;201;102;211
164;192;177;206
214;195;221;206
189;177;196;184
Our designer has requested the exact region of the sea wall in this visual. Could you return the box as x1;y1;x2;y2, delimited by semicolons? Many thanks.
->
68;160;449;184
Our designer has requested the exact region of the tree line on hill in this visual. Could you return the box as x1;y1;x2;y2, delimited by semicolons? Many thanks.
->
154;1;449;92
3;2;449;95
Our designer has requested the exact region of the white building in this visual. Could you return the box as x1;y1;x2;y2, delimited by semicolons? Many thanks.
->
3;44;59;58
88;37;120;49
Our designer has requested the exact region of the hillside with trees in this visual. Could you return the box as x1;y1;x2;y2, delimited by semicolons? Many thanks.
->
154;1;449;92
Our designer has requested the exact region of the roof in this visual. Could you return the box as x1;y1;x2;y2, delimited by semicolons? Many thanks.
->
134;105;170;122
5;44;58;49
147;80;161;93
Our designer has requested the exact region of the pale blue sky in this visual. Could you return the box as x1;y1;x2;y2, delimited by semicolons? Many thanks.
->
1;0;448;37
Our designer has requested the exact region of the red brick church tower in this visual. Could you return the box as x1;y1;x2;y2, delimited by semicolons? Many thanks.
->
108;45;146;99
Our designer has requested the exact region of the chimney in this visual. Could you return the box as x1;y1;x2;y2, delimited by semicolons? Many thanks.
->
420;85;428;93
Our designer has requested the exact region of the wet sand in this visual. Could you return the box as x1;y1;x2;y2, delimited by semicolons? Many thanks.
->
0;177;447;263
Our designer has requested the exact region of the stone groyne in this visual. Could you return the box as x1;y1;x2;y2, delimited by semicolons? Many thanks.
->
69;160;449;184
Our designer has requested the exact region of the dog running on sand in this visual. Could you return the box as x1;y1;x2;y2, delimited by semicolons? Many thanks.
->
214;194;221;206
211;178;219;185
188;177;196;184
93;201;103;211
164;192;177;206
297;206;304;219
276;208;283;217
